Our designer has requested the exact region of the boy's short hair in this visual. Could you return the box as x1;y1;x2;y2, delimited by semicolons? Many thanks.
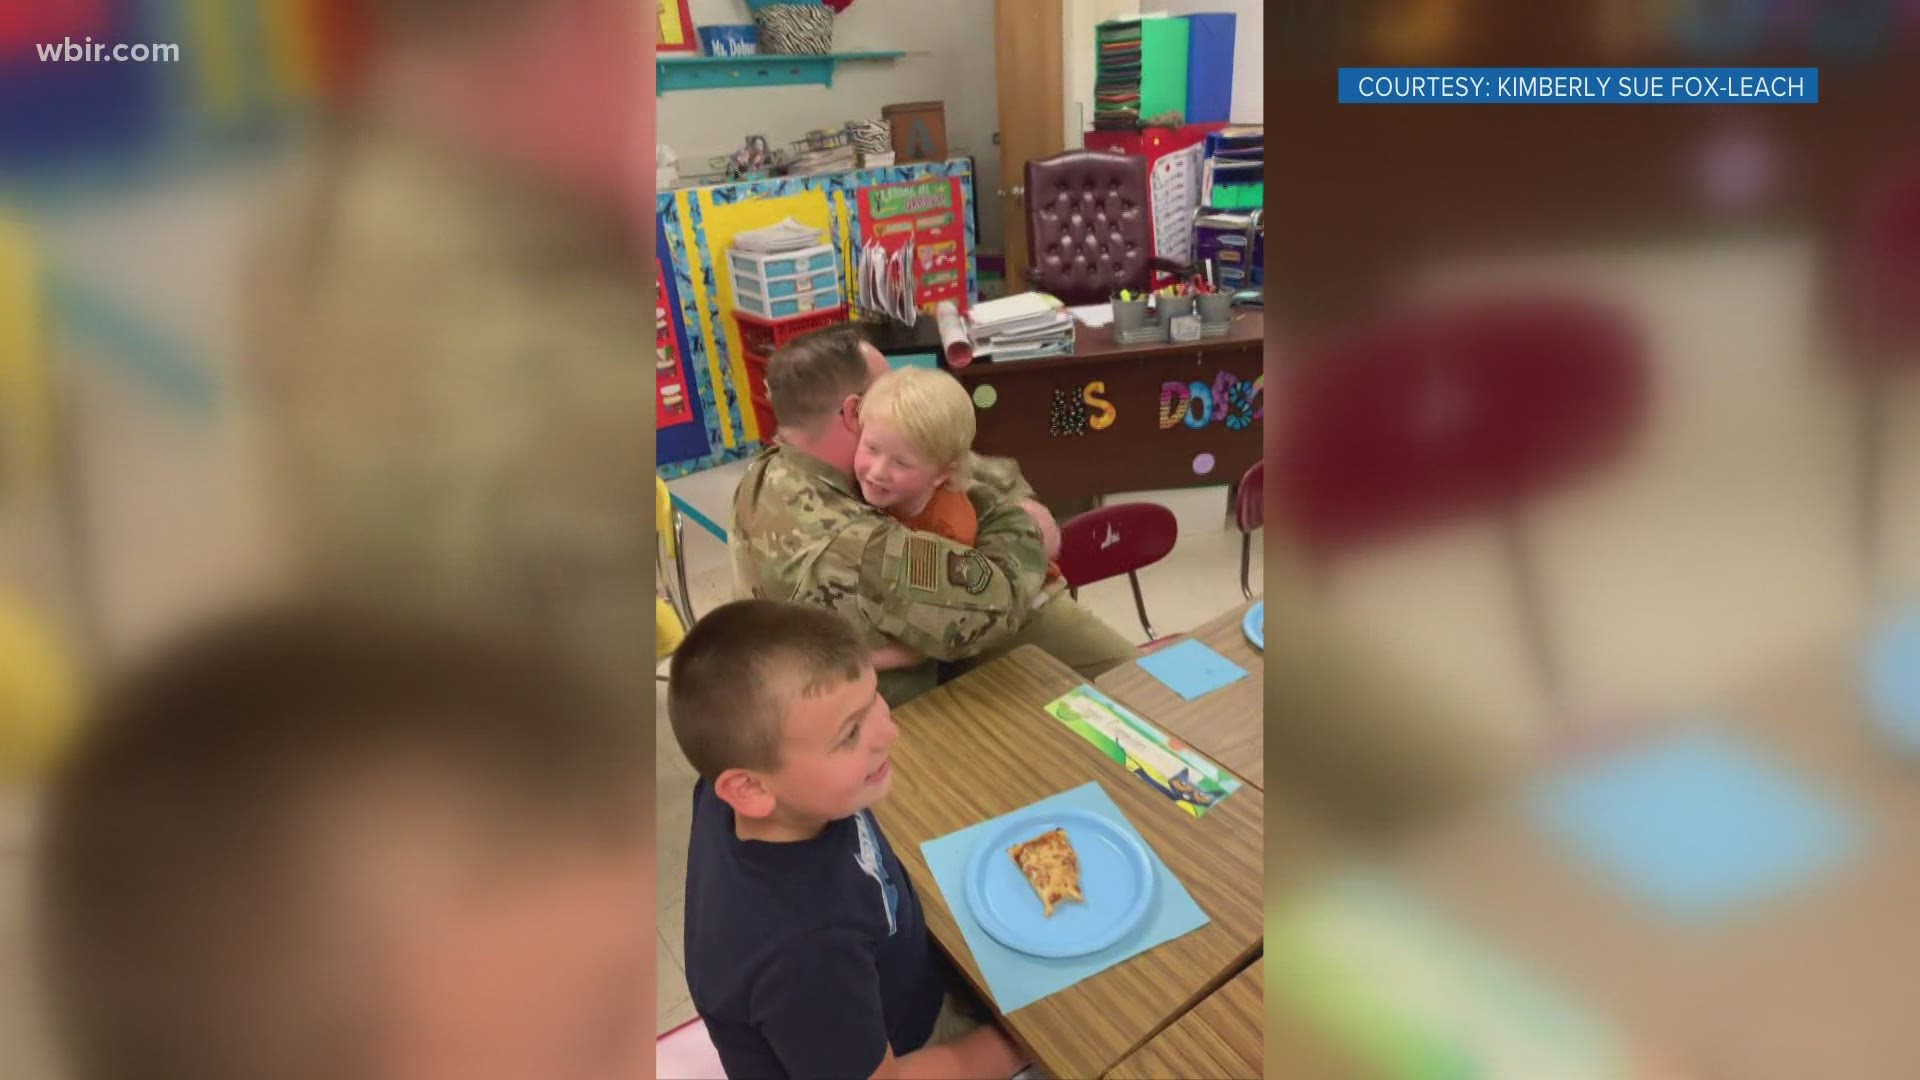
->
764;325;874;431
35;604;644;1080
858;367;977;487
667;600;868;780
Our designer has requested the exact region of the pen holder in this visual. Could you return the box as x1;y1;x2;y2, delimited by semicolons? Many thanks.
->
1155;294;1195;324
1111;296;1150;336
1197;292;1235;326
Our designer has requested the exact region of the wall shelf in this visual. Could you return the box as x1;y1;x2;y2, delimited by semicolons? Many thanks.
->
657;51;905;93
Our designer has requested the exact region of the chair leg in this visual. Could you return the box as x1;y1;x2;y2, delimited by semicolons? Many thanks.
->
1128;570;1157;641
1857;371;1886;600
1240;532;1254;601
673;514;696;624
1499;508;1563;714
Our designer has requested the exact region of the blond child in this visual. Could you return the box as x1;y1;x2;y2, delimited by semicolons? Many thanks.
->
854;368;1063;671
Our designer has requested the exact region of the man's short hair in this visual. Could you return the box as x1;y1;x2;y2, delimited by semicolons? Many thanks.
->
666;600;867;780
35;604;644;1080
763;325;874;431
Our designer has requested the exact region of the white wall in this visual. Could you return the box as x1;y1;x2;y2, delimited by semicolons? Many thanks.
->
1155;0;1263;123
663;0;1005;248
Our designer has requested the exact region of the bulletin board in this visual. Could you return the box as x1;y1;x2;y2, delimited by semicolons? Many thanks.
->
655;225;710;467
855;176;970;315
698;188;839;446
656;158;980;478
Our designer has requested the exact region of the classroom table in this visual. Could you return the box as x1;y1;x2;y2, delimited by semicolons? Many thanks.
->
1107;962;1264;1080
870;646;1270;1080
1386;637;1920;1079
1094;599;1265;789
946;312;1264;506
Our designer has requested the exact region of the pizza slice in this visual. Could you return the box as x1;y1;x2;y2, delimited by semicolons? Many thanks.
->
1007;827;1085;917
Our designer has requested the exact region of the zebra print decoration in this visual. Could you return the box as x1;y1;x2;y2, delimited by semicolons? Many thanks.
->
754;5;835;55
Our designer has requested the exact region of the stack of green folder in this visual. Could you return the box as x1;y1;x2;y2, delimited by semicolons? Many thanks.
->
1093;17;1188;131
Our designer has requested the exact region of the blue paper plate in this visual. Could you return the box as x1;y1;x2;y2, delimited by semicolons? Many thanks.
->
1242;601;1264;650
964;809;1156;959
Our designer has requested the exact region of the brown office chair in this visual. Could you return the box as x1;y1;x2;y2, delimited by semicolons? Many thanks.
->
1024;150;1189;306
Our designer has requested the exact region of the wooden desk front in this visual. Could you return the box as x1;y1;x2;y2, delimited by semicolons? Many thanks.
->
949;313;1265;505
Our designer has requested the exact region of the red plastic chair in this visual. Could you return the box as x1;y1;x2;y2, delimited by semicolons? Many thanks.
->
1058;502;1180;641
1235;460;1265;600
1276;293;1649;706
1834;156;1920;592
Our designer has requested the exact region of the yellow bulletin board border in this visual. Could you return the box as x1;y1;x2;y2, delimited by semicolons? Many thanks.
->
675;190;737;448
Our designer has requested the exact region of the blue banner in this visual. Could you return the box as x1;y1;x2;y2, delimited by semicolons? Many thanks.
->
1338;68;1819;105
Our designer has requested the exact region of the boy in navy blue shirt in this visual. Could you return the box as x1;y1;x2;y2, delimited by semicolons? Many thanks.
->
668;600;1026;1080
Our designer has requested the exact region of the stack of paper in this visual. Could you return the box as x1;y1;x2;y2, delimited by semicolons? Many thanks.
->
860;150;896;169
968;292;1074;362
791;145;859;174
1093;16;1189;130
734;217;827;253
1093;20;1144;130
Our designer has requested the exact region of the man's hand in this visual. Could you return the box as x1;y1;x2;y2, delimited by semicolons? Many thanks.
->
1019;499;1062;562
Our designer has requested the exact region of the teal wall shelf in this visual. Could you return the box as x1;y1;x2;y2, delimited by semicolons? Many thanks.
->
657;51;905;93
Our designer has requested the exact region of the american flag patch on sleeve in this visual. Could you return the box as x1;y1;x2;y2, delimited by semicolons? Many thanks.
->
905;534;940;593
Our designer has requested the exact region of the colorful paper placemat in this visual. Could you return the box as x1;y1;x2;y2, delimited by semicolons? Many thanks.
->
1042;685;1241;817
1270;874;1626;1079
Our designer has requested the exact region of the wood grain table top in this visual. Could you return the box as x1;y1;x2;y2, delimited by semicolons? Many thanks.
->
1107;962;1264;1080
870;646;1268;1080
1096;600;1265;789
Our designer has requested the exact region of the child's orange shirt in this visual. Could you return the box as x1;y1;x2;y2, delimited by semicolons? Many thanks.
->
894;487;1063;585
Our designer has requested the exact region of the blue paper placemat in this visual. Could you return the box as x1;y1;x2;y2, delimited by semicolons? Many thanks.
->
1530;729;1863;923
1865;606;1920;753
1135;639;1248;701
921;782;1210;1013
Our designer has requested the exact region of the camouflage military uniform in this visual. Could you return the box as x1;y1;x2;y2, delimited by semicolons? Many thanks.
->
731;444;1051;704
732;445;1139;704
243;122;655;707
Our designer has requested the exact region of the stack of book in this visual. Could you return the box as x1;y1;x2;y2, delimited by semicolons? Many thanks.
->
967;292;1075;362
1093;17;1190;131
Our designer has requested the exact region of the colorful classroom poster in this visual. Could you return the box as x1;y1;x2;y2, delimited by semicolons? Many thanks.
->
656;0;696;52
655;266;695;431
1042;685;1241;818
856;177;969;315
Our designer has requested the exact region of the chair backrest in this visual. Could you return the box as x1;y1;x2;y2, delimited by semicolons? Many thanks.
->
1838;156;1920;363
1025;150;1153;306
1277;293;1647;556
1057;502;1179;588
1235;460;1265;535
